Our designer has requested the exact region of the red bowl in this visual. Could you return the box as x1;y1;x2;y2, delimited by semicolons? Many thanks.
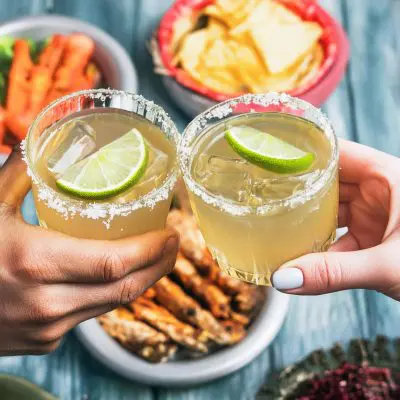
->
157;0;349;107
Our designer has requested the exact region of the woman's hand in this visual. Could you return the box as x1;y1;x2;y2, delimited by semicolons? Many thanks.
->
272;139;400;300
0;149;179;356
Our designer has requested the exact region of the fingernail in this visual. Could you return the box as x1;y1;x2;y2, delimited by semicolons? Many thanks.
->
272;268;304;291
162;235;179;257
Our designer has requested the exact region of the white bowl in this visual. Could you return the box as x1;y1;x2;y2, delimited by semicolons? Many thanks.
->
75;288;289;387
0;15;138;92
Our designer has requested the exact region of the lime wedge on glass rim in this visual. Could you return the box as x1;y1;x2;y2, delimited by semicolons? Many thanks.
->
225;125;315;173
56;128;148;199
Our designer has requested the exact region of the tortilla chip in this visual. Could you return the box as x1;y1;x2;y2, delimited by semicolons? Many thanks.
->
197;38;243;93
254;44;324;92
171;10;199;55
202;38;235;68
207;18;229;37
174;29;210;72
176;28;243;93
196;66;244;93
228;40;269;92
204;0;259;28
297;44;324;87
171;0;324;96
273;2;302;24
251;20;323;74
174;22;226;68
230;0;301;39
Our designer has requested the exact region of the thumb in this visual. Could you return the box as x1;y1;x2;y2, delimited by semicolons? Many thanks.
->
271;248;384;295
0;145;31;209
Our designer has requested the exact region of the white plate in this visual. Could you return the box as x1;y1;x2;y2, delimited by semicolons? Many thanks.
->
75;288;289;387
0;153;7;166
0;15;138;92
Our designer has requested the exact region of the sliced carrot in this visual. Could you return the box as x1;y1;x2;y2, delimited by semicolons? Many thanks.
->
6;65;52;140
52;34;95;91
38;34;68;74
5;34;98;141
0;144;12;155
6;40;33;114
29;65;53;114
66;33;95;56
5;111;35;141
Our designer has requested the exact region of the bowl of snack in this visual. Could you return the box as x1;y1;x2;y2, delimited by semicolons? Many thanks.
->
152;0;349;117
0;15;138;152
259;336;400;399
75;197;290;386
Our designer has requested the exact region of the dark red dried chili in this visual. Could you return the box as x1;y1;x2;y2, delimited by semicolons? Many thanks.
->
297;362;400;399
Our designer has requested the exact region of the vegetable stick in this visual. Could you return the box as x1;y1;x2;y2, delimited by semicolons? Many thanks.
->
53;33;95;91
6;40;32;115
98;307;177;363
129;297;209;353
0;144;11;155
38;34;67;73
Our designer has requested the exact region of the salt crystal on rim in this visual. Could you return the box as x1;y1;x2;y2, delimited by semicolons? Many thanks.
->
23;89;180;228
178;92;338;217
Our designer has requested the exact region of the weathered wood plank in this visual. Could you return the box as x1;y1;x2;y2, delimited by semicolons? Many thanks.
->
341;0;400;341
342;0;400;154
52;0;139;53
1;1;400;399
0;0;48;22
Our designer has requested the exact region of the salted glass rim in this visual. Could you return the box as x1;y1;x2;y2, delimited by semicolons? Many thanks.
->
23;89;180;221
178;92;338;217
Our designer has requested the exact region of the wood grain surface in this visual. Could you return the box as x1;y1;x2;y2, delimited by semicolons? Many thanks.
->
2;0;400;399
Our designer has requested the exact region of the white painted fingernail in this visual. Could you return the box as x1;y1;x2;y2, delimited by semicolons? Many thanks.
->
272;268;304;290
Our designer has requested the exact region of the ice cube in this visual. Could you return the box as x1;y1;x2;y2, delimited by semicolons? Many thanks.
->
207;155;249;173
138;142;169;188
195;155;252;202
47;121;97;177
117;142;169;203
249;169;322;203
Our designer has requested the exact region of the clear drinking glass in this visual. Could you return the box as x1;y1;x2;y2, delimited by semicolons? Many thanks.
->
24;89;179;240
179;93;339;285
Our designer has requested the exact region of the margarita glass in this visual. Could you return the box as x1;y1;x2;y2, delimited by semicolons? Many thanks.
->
24;89;179;240
179;93;338;285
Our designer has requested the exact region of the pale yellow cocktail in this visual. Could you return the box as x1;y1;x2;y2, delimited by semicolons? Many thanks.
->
179;93;338;285
24;90;179;240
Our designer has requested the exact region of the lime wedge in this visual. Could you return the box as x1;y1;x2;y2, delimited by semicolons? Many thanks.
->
225;125;315;173
56;128;148;199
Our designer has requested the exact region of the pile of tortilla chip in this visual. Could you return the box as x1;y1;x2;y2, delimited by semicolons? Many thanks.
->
171;0;324;95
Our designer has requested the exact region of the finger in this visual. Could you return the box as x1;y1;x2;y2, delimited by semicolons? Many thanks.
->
330;232;359;252
86;248;177;307
272;247;385;295
19;248;176;334
26;305;112;347
339;182;359;203
25;227;179;283
338;203;349;227
45;249;177;315
0;146;31;208
338;138;396;184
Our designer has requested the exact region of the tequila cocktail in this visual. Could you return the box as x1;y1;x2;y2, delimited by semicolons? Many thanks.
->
24;89;179;239
179;93;338;285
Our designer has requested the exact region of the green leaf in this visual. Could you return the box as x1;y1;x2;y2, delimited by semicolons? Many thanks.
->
0;72;6;105
0;36;15;75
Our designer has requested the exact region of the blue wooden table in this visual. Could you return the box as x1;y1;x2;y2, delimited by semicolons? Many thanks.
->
1;0;400;399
